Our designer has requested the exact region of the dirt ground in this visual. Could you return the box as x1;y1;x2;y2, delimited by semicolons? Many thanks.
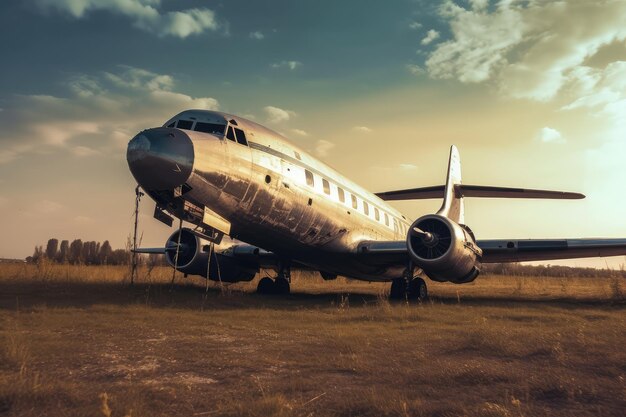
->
0;265;624;416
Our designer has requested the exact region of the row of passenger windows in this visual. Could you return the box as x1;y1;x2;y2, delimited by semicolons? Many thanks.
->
305;169;398;230
168;120;248;146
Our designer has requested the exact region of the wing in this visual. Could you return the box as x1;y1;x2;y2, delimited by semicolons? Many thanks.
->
477;238;626;263
357;238;626;264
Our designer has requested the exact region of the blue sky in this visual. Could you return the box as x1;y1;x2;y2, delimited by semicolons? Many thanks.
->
1;0;626;265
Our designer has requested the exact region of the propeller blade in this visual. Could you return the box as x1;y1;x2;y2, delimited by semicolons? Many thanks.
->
412;227;434;243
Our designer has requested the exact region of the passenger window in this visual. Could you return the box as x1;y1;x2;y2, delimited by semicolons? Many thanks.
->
176;120;193;130
226;126;236;142
351;194;358;209
294;151;301;160
337;188;345;203
384;213;389;226
195;122;225;135
374;207;380;221
394;218;399;232
234;128;248;146
305;170;314;187
322;179;330;195
363;201;369;216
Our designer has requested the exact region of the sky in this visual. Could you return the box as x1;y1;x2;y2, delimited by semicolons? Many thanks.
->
1;0;625;267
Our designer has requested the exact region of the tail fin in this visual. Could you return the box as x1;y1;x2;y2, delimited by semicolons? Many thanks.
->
436;145;464;223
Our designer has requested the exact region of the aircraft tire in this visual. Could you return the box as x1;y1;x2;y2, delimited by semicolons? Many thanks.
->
389;278;407;300
408;277;428;301
257;277;275;294
275;277;290;295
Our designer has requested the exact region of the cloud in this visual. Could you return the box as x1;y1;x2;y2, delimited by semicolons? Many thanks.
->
39;200;63;214
537;127;565;144
74;215;95;224
271;61;302;70
34;0;222;38
314;140;335;157
0;65;219;164
399;163;418;170
352;126;372;133
426;1;626;102
291;129;308;137
408;21;422;30
420;29;440;45
264;106;296;123
249;31;264;40
406;64;424;76
72;146;100;157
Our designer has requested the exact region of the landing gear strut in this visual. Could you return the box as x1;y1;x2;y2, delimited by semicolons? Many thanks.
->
256;261;291;295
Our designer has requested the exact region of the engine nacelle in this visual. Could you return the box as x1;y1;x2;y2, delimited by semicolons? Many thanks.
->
165;228;257;282
406;214;482;284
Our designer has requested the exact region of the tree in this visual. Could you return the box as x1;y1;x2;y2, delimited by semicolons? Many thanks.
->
45;239;59;260
57;240;69;263
31;245;44;263
99;241;113;264
69;239;83;264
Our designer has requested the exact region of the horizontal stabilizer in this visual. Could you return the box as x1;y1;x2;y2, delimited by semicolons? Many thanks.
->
376;185;584;201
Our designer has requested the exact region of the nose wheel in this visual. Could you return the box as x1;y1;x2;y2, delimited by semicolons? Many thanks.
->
389;277;428;301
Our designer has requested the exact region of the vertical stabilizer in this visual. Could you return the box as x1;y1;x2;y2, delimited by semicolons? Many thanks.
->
436;145;464;223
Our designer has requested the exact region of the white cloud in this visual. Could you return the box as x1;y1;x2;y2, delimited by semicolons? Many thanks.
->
406;64;424;76
420;29;440;45
249;31;264;40
314;140;335;157
72;146;100;157
352;126;372;133
0;65;219;164
39;200;63;214
74;215;95;224
408;21;422;30
34;0;221;38
427;0;626;101
537;127;565;144
271;61;302;70
399;163;418;170
291;129;308;137
264;106;296;123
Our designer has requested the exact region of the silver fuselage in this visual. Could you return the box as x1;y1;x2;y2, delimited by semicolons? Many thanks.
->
129;110;414;281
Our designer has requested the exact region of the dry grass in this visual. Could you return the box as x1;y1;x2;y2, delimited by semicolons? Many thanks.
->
0;264;624;416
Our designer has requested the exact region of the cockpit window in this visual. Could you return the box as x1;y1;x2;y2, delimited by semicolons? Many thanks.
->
226;126;236;142
166;122;175;128
234;128;248;146
176;120;194;130
195;122;225;135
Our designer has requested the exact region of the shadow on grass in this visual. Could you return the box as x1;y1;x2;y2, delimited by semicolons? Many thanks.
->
0;279;623;312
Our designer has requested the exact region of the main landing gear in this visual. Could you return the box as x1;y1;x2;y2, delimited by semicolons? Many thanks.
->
389;276;428;301
257;263;291;295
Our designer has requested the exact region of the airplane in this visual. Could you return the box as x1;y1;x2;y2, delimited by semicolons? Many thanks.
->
126;109;626;300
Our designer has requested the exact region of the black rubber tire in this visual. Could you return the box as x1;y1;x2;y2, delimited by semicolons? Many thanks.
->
408;277;428;301
257;277;275;294
389;278;407;300
274;277;291;295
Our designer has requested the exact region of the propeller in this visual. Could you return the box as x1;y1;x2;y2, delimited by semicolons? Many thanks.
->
410;219;452;259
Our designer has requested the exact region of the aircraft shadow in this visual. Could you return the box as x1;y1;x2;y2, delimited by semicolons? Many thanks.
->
0;280;623;312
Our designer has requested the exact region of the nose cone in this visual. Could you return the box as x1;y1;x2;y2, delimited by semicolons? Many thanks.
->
127;127;194;190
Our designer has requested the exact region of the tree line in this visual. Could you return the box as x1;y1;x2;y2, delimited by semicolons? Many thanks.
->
28;238;142;265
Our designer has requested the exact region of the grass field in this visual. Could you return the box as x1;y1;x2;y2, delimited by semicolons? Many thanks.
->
0;264;625;416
